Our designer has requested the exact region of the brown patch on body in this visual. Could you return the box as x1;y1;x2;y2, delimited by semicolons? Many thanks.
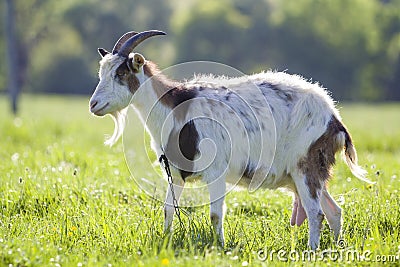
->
144;61;186;107
298;116;349;198
165;120;199;181
144;61;200;181
143;61;199;122
117;59;197;118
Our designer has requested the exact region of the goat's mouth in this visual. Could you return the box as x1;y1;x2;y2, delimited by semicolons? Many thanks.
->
92;102;110;116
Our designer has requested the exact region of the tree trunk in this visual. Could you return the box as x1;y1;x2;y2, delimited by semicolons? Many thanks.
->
5;0;20;115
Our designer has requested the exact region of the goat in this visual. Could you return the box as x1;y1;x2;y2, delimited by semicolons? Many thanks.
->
89;30;370;249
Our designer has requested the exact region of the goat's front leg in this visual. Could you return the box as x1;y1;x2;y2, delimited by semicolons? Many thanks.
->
164;175;185;232
207;177;226;246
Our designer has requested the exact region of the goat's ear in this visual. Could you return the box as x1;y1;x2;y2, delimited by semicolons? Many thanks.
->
98;48;110;58
131;53;145;73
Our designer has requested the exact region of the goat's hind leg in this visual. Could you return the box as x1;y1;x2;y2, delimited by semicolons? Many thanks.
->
320;187;342;241
293;173;324;250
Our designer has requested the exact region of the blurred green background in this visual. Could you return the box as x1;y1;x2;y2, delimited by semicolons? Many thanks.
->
1;0;400;112
1;2;400;265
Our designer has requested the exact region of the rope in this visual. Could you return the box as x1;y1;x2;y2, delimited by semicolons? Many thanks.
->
159;154;184;227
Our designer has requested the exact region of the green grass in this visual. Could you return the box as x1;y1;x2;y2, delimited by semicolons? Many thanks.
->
0;95;399;266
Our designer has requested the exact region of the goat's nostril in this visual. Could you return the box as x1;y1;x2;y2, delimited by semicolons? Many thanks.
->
90;100;98;109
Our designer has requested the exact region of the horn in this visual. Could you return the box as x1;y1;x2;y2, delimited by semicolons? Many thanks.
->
117;30;166;57
112;31;138;54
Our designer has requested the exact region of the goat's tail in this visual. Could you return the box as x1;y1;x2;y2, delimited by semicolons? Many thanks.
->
340;125;373;184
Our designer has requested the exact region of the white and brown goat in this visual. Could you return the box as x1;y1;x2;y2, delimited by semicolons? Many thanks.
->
89;30;370;249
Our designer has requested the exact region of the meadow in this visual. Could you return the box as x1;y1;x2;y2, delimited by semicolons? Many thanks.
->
0;95;399;266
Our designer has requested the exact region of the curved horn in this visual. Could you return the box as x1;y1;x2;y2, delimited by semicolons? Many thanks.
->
112;31;138;54
117;30;166;57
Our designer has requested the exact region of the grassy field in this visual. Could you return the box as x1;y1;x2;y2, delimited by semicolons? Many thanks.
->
0;95;399;266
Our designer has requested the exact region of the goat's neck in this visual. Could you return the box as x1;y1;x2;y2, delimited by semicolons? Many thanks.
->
131;62;178;149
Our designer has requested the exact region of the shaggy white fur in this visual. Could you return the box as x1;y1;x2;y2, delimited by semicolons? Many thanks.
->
90;49;370;249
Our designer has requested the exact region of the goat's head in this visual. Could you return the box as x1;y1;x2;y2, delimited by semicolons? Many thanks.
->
89;30;166;116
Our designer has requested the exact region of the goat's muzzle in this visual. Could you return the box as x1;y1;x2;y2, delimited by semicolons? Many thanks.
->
89;99;109;116
90;100;98;110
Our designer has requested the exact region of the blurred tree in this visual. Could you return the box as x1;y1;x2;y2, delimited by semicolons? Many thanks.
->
173;0;253;68
172;0;400;101
5;0;20;114
0;0;398;102
3;0;66;112
0;27;4;94
33;55;94;94
31;0;174;94
63;2;125;64
380;0;400;100
262;0;389;100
